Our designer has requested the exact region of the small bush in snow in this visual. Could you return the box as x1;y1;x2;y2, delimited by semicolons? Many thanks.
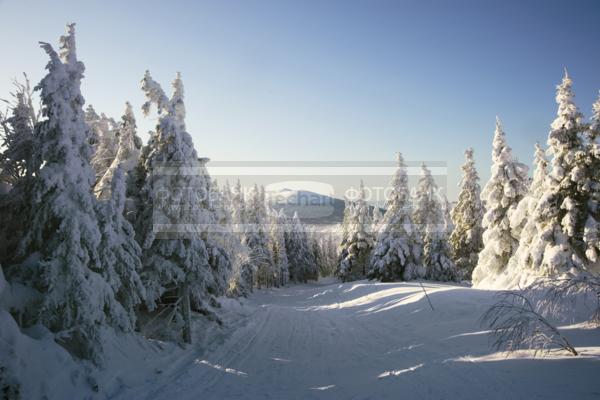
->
482;289;578;356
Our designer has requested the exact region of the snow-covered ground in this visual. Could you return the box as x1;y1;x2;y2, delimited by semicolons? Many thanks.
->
115;279;600;400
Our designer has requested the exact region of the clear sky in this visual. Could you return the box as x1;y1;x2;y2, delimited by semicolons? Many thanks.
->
1;0;599;200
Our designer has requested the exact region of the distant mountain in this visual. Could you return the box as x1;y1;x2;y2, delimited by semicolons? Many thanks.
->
267;188;345;224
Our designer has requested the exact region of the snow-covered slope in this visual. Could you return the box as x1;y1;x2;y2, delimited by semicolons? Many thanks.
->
114;280;600;400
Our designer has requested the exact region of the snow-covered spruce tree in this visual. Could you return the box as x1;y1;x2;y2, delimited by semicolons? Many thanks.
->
84;104;101;147
413;164;456;281
96;166;146;328
285;211;318;282
0;78;41;263
227;179;255;294
84;103;99;122
581;93;600;266
319;230;339;277
337;181;374;281
500;143;549;287
87;105;119;184
508;144;547;244
442;196;454;234
231;179;246;231
295;214;319;281
449;148;484;279
0;76;39;186
95;102;142;200
208;179;227;231
268;208;289;286
204;179;253;297
372;206;382;232
243;184;274;288
308;228;324;277
6;24;134;361
89;102;146;333
132;71;225;343
369;153;420;281
259;185;278;285
317;228;338;277
472;118;529;288
204;183;232;303
307;229;319;275
337;198;354;281
503;72;600;286
339;197;354;251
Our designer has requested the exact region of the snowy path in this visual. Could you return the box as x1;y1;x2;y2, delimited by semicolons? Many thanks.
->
118;280;600;400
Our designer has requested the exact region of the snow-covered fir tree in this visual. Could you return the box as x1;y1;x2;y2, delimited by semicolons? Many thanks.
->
413;164;456;281
339;197;355;251
227;180;255;294
509;143;548;242
87;105;119;185
499;72;600;287
208;179;228;231
442;197;454;234
231;180;246;229
207;178;240;290
0;78;41;261
371;206;382;232
96;166;147;329
583;93;600;264
308;228;323;277
500;143;549;287
309;226;337;276
244;184;275;288
306;226;338;278
449;148;484;279
319;230;340;277
472;118;529;288
4;24;136;361
0;76;39;186
369;153;420;281
131;71;226;343
337;180;374;281
84;104;101;149
95;102;142;200
285;212;318;282
206;180;253;296
268;207;289;286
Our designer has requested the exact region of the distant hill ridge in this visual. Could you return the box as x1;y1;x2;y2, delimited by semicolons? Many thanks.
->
267;188;345;224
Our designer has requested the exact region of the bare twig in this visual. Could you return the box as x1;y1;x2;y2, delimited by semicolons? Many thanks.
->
481;290;578;356
525;274;600;325
419;281;435;311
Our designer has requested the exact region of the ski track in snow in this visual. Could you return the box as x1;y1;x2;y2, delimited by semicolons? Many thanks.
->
115;280;600;400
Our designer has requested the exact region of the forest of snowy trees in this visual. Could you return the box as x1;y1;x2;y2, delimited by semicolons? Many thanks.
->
1;24;600;397
0;25;322;365
341;70;600;289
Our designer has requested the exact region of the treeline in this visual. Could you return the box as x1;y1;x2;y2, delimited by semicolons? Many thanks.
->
0;25;334;364
338;70;600;288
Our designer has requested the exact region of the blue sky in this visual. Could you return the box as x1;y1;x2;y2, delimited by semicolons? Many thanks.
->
1;0;599;200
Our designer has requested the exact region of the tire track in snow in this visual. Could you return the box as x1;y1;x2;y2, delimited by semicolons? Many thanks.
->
197;305;275;398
